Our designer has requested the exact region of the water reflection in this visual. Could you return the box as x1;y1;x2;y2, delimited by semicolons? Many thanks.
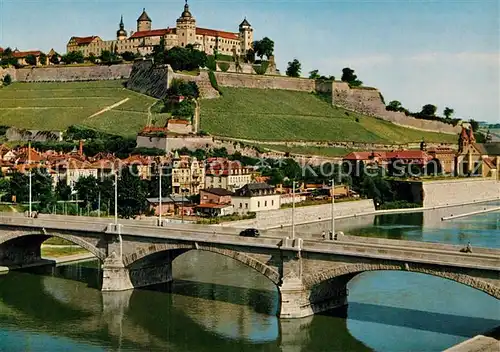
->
0;243;499;351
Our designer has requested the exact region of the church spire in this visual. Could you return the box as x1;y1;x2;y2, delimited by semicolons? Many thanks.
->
119;15;124;29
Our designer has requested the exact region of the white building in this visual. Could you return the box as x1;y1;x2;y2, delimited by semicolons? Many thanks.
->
205;158;253;192
231;183;280;214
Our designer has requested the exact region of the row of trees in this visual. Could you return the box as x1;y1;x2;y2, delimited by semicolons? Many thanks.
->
3;166;170;218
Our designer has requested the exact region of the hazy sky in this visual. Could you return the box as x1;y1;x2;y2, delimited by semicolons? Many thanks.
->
1;0;499;122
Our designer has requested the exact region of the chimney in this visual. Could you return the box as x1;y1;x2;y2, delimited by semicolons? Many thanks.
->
79;140;84;156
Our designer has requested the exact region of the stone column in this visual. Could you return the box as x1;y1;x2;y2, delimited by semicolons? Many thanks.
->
101;252;134;292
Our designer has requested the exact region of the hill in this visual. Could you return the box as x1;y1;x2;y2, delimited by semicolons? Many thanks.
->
200;87;458;144
0;81;156;137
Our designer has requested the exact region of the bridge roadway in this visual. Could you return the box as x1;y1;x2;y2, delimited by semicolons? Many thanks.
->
0;214;498;318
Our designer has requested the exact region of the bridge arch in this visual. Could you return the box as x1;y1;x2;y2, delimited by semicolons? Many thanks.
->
0;231;106;262
302;263;500;299
123;243;281;286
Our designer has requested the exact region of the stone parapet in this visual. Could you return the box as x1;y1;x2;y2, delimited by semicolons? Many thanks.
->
15;64;133;82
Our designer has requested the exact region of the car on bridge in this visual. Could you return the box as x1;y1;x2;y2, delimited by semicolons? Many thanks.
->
239;228;260;238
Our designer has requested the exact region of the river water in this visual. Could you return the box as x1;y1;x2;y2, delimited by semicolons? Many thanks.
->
0;205;499;352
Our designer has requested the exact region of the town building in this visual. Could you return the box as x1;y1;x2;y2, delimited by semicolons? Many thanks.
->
67;2;253;58
205;158;254;191
200;188;234;205
170;152;205;196
231;183;280;214
54;159;98;190
147;195;191;216
456;127;499;178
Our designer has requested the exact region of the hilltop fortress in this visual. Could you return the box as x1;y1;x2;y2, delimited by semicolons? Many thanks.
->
67;1;253;58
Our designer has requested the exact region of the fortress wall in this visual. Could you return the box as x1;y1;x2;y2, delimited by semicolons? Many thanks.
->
15;64;133;82
333;82;461;135
0;67;16;83
214;72;317;92
127;60;218;99
422;179;500;208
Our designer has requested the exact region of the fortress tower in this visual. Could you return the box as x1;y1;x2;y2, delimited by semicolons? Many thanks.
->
239;18;253;55
116;16;128;41
176;0;196;47
137;8;152;32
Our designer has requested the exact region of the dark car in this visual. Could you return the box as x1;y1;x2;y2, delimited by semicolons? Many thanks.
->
239;228;260;238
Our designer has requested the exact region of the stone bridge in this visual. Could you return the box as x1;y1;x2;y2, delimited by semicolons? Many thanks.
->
0;215;498;319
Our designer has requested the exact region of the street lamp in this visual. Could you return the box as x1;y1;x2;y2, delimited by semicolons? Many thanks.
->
331;178;335;239
114;166;118;225
28;138;32;218
158;163;162;226
292;180;296;240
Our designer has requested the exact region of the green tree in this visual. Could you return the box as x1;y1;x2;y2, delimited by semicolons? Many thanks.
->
9;173;29;202
121;51;137;62
420;104;437;116
387;100;403;112
245;48;255;63
172;100;196;118
256;37;274;59
341;67;363;86
443;107;454;118
309;69;320;79
39;53;47;65
286;59;301;77
164;46;207;71
166;79;199;99
55;180;72;201
49;53;60;65
87;53;97;64
117;166;148;218
25;55;37;66
74;175;100;209
469;119;479;132
100;50;113;64
3;74;12;86
152;37;166;64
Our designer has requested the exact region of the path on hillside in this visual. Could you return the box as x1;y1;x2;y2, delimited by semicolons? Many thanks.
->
87;98;129;119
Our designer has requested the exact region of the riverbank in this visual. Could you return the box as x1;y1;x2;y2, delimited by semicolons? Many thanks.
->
445;326;500;352
0;251;95;274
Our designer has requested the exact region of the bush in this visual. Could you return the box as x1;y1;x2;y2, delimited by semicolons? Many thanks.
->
206;55;217;71
3;74;12;86
253;61;269;75
215;53;233;62
379;201;420;210
218;62;230;72
208;70;222;95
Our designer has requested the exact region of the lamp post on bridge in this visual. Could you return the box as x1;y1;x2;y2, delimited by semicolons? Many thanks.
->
28;138;32;218
292;180;297;240
114;166;118;226
331;178;335;240
158;162;163;226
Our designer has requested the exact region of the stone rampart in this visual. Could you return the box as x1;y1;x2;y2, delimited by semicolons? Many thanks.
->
127;60;218;99
224;199;376;229
332;82;461;135
214;72;319;92
14;64;133;82
0;67;16;83
420;179;500;208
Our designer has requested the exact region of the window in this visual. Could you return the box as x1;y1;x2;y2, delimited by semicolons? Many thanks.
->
245;203;248;209
240;203;242;208
258;201;260;208
265;201;267;207
272;200;274;206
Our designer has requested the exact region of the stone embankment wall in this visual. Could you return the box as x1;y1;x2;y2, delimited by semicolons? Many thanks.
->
214;72;334;93
222;199;375;229
127;59;219;99
418;179;500;208
333;82;461;135
0;67;16;83
14;64;133;82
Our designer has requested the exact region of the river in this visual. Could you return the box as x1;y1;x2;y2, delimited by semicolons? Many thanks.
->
0;204;499;351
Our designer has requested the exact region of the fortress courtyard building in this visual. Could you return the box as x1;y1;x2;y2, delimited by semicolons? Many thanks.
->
67;1;254;58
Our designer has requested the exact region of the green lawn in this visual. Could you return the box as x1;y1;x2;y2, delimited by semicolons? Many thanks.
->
200;88;458;143
0;81;156;137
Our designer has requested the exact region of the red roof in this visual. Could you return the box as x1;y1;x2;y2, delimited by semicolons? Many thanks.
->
343;152;382;161
0;48;4;54
12;50;42;58
71;36;100;45
196;27;239;40
168;119;190;125
129;28;175;39
344;150;431;161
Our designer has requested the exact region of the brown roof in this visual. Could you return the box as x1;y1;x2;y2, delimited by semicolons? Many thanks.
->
201;188;234;197
168;119;190;125
71;36;100;46
196;27;239;40
137;9;152;22
129;28;175;39
196;204;232;209
12;50;42;58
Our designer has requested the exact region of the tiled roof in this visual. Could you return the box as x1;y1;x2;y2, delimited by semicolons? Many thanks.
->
12;50;42;58
343;150;431;161
138;9;152;22
129;28;175;39
168;119;190;125
70;36;100;45
196;27;239;40
196;204;232;209
475;143;500;156
202;188;234;196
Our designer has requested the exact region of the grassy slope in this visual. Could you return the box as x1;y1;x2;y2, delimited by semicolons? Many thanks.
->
0;81;155;137
200;87;457;143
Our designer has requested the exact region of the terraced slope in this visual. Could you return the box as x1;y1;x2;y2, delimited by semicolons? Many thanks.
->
200;88;457;143
0;81;156;137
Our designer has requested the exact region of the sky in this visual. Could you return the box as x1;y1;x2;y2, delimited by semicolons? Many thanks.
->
0;0;499;123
